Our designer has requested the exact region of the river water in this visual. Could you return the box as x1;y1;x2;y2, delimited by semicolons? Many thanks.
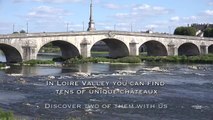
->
0;53;213;120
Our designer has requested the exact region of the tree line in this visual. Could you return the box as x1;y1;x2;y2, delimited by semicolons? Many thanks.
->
174;26;213;37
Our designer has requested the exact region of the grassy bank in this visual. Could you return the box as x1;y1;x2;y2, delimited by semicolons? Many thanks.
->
0;109;14;120
20;54;213;66
140;54;213;64
22;60;55;66
91;51;109;54
64;54;213;64
0;63;5;68
65;54;213;64
64;56;141;64
39;47;60;53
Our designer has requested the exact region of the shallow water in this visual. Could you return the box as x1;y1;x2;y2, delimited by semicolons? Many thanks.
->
0;62;213;120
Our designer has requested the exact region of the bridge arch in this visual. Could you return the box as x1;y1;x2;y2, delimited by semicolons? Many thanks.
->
178;43;200;56
90;38;129;58
139;40;168;56
37;40;80;59
208;45;213;54
0;43;22;63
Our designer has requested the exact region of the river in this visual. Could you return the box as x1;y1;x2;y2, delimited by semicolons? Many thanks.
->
0;53;213;120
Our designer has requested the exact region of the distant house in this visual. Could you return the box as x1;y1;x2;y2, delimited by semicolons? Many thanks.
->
191;23;213;37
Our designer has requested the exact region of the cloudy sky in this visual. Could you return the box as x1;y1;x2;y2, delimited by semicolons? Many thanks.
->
0;0;212;34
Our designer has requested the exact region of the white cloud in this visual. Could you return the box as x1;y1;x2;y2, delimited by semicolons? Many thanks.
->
133;4;172;15
114;13;129;18
109;3;173;32
13;0;83;3
183;16;197;21
27;6;70;19
33;0;82;3
24;5;73;32
170;16;180;22
96;22;112;26
203;10;213;16
103;3;132;10
104;3;121;9
168;16;199;27
145;24;158;29
13;0;26;3
9;1;211;34
112;3;172;25
133;4;150;10
209;2;213;5
111;4;172;25
117;23;129;26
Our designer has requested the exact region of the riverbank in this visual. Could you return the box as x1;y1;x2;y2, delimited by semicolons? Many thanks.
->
1;54;213;67
22;60;55;66
140;54;213;64
63;54;213;64
0;108;14;120
64;56;142;64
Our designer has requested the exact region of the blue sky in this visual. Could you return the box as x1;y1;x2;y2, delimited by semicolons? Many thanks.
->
0;0;212;34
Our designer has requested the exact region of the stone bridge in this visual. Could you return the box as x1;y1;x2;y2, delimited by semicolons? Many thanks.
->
0;31;213;63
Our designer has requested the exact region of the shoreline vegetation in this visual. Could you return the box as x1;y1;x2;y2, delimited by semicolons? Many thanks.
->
140;54;213;64
60;54;213;64
0;109;14;120
22;54;213;66
1;54;213;67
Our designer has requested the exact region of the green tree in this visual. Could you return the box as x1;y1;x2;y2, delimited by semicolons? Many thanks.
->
20;30;26;33
0;109;14;120
174;27;196;36
44;43;54;47
12;32;19;34
204;28;213;37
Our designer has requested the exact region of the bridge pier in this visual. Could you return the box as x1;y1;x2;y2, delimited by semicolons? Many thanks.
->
168;42;178;56
80;38;91;58
129;40;139;56
200;43;208;55
22;46;37;61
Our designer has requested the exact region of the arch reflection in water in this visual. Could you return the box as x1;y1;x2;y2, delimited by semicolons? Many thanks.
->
4;66;63;76
3;63;141;76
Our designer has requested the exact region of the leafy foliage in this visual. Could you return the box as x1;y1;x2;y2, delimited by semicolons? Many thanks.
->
115;56;141;63
174;27;196;36
0;109;14;120
140;54;213;64
20;30;26;33
12;32;19;34
0;63;5;68
39;43;61;53
23;60;54;66
204;28;213;37
64;56;141;64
